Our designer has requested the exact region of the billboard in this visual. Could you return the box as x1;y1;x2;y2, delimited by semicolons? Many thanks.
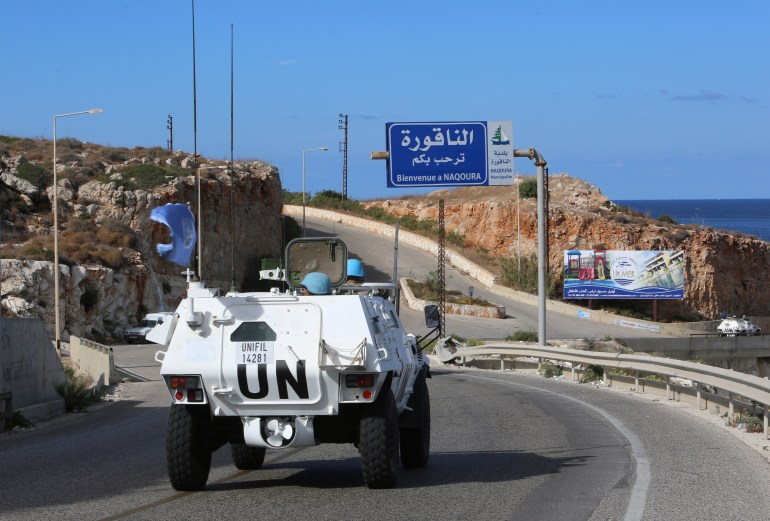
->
386;121;514;188
563;250;685;299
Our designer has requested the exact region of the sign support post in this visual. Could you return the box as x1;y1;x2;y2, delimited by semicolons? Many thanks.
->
515;148;547;346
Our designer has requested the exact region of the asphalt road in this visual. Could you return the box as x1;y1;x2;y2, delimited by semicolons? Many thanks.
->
302;215;661;341
2;343;769;520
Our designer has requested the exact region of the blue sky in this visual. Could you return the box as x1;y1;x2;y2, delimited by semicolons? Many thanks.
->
2;1;768;201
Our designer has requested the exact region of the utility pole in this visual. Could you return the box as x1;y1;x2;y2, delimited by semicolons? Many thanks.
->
338;113;348;200
167;114;173;151
438;199;446;337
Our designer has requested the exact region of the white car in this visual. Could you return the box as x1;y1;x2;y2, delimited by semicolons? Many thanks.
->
124;312;174;343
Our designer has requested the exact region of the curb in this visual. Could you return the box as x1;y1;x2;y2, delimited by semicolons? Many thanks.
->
399;278;506;318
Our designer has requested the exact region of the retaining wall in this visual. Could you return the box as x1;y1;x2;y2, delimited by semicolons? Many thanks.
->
0;317;66;421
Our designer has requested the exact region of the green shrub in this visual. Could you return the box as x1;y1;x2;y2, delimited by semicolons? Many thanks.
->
312;189;343;204
11;411;34;429
283;189;303;205
499;253;562;296
579;364;604;383
500;253;536;292
19;237;54;261
363;206;396;223
400;214;418;229
55;366;100;412
539;361;562;378
15;161;52;191
657;214;677;224
726;411;764;433
506;330;538;342
519;178;537;199
423;271;439;292
447;230;465;247
57;137;83;150
102;146;129;162
100;163;187;190
0;135;21;144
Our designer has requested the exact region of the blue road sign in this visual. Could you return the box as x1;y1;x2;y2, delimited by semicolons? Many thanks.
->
386;121;513;188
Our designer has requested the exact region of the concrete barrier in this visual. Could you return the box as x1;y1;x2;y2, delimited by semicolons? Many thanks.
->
0;317;66;422
399;278;506;318
69;336;117;389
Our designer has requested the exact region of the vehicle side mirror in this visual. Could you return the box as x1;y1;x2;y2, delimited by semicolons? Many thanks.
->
424;305;439;328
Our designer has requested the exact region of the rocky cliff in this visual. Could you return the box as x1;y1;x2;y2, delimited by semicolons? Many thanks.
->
1;147;283;341
365;174;770;320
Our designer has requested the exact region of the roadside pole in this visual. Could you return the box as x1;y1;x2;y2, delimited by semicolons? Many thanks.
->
515;148;547;346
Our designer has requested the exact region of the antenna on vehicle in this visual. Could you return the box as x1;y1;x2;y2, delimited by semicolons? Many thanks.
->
393;220;400;314
228;23;238;293
191;0;201;282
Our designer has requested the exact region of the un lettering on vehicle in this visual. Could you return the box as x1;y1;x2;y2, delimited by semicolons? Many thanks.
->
237;341;275;365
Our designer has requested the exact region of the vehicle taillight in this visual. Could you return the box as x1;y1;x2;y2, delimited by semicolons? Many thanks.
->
170;376;199;389
345;374;374;388
167;376;204;403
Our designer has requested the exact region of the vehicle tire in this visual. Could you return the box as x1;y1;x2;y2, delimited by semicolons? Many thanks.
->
230;443;266;470
359;389;400;489
166;404;212;491
399;374;430;468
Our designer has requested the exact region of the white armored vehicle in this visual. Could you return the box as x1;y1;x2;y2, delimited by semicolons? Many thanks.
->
716;315;761;336
151;237;436;490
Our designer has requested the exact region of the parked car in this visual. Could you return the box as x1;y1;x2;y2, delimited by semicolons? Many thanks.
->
124;312;174;343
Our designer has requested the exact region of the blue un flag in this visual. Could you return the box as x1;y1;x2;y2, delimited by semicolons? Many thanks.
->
150;203;197;267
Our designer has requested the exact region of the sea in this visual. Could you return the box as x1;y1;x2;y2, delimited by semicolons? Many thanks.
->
614;199;770;243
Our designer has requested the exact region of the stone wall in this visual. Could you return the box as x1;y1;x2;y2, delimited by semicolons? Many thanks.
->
0;317;65;421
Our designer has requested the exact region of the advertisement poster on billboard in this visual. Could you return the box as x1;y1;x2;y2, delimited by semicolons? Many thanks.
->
563;250;685;299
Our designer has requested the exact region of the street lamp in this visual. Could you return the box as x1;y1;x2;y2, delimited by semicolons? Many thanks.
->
302;147;328;236
52;108;102;349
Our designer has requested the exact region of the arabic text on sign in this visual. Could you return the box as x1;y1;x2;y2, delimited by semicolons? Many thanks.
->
400;127;475;151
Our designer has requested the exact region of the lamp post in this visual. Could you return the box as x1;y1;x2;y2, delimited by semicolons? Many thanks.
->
301;147;328;236
52;109;103;349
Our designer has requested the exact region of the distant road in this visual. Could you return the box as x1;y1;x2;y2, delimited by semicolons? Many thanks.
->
302;214;661;340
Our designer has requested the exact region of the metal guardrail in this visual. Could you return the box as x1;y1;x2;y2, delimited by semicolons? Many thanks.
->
437;342;770;438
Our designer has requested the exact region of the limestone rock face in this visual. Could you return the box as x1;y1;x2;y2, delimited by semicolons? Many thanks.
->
365;175;770;320
1;156;283;341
